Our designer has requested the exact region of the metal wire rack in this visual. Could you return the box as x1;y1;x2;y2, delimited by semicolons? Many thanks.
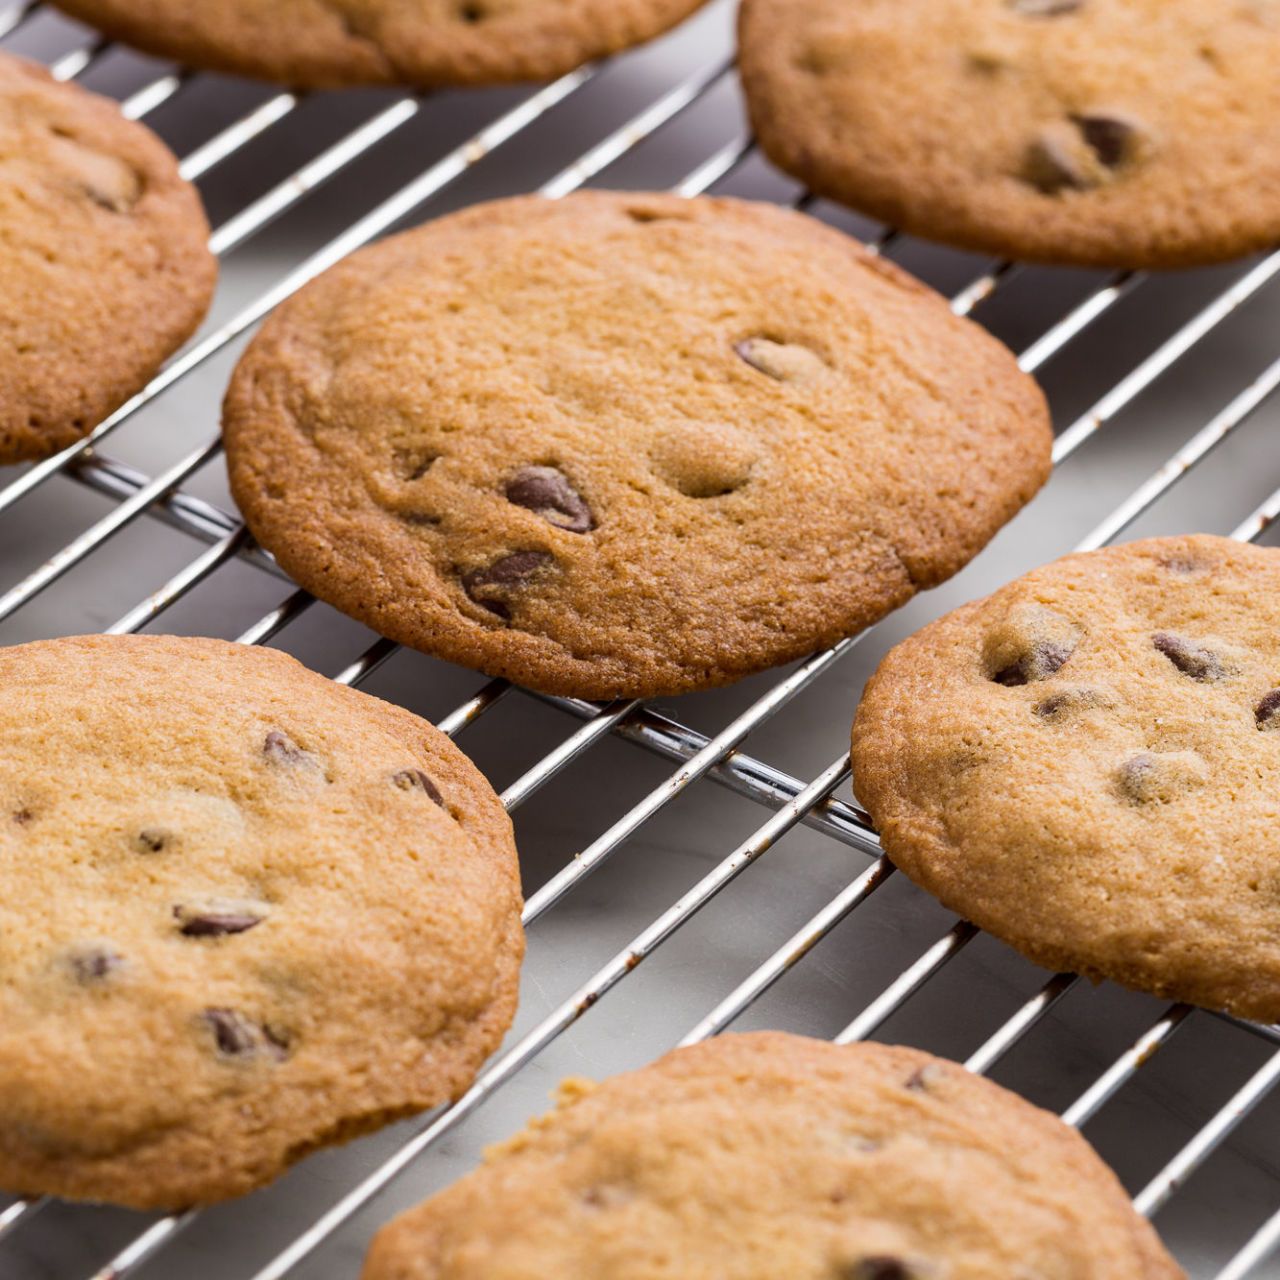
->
3;1;1280;1276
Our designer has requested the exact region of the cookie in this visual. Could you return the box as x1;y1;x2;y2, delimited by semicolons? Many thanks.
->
222;191;1052;701
739;0;1280;269
0;52;215;464
50;0;709;88
0;634;523;1209
362;1031;1181;1279
852;534;1280;1022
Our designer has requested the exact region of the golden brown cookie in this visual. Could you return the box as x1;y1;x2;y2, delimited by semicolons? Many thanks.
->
223;191;1052;701
362;1032;1182;1279
0;635;523;1209
739;0;1280;269
852;535;1280;1022
0;52;215;464
50;0;709;88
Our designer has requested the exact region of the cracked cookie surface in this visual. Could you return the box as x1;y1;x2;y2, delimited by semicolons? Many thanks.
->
739;0;1280;268
851;535;1280;1021
0;52;215;463
50;0;708;88
0;634;523;1209
223;191;1051;700
362;1032;1181;1279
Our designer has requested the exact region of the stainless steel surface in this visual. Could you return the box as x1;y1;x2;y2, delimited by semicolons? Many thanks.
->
3;2;1280;1276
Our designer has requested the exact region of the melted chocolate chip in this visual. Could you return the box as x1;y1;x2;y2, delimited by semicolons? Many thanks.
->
261;1023;292;1061
1024;129;1094;192
136;828;168;853
175;904;266;938
462;551;555;619
12;808;32;826
392;769;446;806
904;1062;945;1092
993;640;1075;686
1256;689;1280;730
1010;0;1083;13
1034;687;1106;720
735;336;828;383
70;946;123;984
1117;753;1157;802
1160;553;1209;575
842;1259;916;1280
1153;632;1224;683
1074;112;1140;167
1115;750;1207;805
203;1008;258;1056
506;466;594;534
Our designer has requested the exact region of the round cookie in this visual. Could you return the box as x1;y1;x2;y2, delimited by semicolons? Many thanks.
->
50;0;709;88
738;0;1280;269
223;191;1052;701
362;1032;1182;1279
0;634;523;1209
852;534;1280;1022
0;53;215;464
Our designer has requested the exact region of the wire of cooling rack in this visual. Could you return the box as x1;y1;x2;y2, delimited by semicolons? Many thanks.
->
3;3;1280;1278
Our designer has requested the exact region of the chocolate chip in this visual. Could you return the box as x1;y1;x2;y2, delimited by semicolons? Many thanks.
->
506;466;594;534
136;828;169;853
1117;753;1156;802
1010;0;1083;13
1256;689;1280;730
1153;632;1224;683
174;903;267;937
69;946;123;984
581;1183;633;1210
1034;686;1107;720
261;1023;292;1061
1026;110;1145;192
735;336;828;383
1073;112;1140;167
12;808;32;826
1024;129;1095;193
905;1062;946;1092
203;1008;258;1057
1115;750;1208;805
47;132;142;213
392;769;445;806
264;730;306;763
993;640;1075;686
461;551;555;619
1160;553;1209;575
841;1259;917;1280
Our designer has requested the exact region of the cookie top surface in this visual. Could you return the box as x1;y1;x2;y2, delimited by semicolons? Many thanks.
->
739;0;1280;269
852;535;1280;1022
0;634;523;1209
223;192;1051;701
50;0;707;87
0;53;215;464
363;1031;1180;1279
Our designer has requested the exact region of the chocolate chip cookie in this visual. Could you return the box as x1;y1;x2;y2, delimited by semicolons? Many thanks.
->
0;52;215;464
363;1032;1182;1279
50;0;708;88
0;635;523;1209
739;0;1280;268
852;535;1280;1022
223;192;1052;700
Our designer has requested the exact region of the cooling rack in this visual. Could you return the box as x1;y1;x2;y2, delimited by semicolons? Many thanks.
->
2;1;1280;1276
